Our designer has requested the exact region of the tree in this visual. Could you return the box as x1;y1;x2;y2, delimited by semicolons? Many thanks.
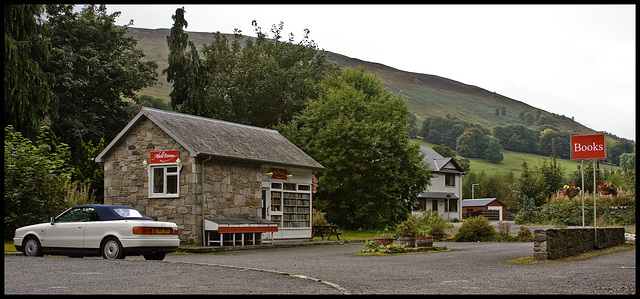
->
279;67;432;229
515;162;546;207
514;195;538;224
419;115;482;149
4;4;57;139
455;127;488;158
164;8;335;128
4;126;71;238
619;152;635;171
493;123;538;153
607;139;635;165
431;144;457;158
537;128;571;159
44;4;158;145
68;138;105;203
407;113;419;138
163;7;205;113
484;136;504;163
537;158;564;200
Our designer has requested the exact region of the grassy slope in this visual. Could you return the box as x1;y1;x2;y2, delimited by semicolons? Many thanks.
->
414;139;622;175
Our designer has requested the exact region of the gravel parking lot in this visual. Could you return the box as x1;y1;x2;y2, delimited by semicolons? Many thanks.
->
5;241;635;295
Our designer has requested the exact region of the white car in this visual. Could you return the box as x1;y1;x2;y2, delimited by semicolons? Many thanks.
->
13;205;180;260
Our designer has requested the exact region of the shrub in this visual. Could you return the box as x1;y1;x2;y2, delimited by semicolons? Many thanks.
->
455;216;496;242
396;219;419;237
429;226;445;241
312;209;329;226
516;226;533;242
497;221;511;237
514;195;538;224
4;126;71;239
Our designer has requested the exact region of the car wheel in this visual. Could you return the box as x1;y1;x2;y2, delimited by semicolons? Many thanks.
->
23;236;44;257
143;252;166;261
101;237;125;259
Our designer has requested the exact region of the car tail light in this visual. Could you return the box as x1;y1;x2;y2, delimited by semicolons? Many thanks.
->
133;226;178;235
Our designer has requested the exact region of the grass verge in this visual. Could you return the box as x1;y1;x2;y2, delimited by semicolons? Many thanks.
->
505;244;635;264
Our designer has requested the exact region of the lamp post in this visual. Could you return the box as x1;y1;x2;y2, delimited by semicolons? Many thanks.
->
472;183;479;199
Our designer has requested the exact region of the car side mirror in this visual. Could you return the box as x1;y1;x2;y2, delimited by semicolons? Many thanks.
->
50;217;55;225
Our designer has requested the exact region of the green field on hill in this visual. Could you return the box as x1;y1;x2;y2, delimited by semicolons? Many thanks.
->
414;139;621;175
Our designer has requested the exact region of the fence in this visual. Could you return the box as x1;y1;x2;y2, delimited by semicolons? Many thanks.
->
463;209;500;220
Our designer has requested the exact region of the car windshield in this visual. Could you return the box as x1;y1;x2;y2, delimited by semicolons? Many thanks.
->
113;208;145;218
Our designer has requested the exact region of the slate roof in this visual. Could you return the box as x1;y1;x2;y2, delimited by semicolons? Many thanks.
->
96;107;324;170
418;191;459;199
461;198;503;207
421;145;464;174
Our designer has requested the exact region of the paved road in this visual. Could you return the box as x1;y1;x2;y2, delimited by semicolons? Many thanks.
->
5;242;635;294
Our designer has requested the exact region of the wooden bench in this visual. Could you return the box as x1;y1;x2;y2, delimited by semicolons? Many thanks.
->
312;225;341;240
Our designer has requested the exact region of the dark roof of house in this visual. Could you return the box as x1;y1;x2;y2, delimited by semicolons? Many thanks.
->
421;146;465;174
96;107;324;170
461;198;504;207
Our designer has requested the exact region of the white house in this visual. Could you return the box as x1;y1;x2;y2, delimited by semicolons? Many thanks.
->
413;146;465;220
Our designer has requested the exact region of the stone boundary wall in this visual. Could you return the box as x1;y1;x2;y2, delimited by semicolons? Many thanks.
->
533;227;625;260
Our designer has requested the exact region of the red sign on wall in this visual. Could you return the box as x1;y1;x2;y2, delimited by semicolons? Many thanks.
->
571;134;606;160
270;168;288;180
150;150;179;164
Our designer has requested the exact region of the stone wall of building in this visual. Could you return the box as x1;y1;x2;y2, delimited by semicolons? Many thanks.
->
201;160;262;219
102;117;263;245
533;227;625;260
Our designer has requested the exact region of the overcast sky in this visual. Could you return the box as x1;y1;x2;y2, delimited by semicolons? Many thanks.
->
104;4;636;141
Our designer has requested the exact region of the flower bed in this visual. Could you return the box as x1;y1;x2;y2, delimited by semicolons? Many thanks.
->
361;240;443;254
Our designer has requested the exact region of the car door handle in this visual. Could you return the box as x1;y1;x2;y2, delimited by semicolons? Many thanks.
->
77;226;83;229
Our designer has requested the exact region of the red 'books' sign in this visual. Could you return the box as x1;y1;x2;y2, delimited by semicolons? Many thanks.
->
571;134;606;160
150;150;179;164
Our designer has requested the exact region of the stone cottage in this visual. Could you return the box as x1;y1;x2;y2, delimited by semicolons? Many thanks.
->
95;107;324;245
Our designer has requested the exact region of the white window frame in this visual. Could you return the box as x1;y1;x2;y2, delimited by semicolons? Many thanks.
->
268;181;312;228
149;163;181;198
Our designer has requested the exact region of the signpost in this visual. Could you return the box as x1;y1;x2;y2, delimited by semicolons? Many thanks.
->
571;134;605;246
571;134;606;160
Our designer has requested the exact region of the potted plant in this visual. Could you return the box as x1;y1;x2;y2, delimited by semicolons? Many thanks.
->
415;231;434;248
562;185;580;198
373;232;394;246
396;220;418;247
598;182;617;196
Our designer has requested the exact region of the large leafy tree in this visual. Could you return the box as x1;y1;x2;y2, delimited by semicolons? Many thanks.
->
484;136;504;163
419;115;478;149
537;128;572;159
4;4;57;139
279;67;432;229
165;8;335;128
455;127;489;158
44;4;158;145
607;139;635;166
493;123;539;153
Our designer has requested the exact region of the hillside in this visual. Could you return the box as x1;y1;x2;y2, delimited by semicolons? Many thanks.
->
125;27;609;141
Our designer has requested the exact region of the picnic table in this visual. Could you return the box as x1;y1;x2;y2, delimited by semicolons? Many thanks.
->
312;225;341;240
